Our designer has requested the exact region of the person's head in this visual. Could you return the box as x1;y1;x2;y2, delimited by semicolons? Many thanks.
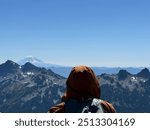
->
65;66;100;100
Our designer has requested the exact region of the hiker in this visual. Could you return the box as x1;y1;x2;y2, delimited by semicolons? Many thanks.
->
48;66;116;113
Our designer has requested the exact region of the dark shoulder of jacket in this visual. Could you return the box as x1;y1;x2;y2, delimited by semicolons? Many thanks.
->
48;102;65;113
101;100;116;113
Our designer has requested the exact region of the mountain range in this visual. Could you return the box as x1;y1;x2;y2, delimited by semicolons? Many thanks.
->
17;57;146;77
99;69;150;112
0;60;150;112
0;60;66;112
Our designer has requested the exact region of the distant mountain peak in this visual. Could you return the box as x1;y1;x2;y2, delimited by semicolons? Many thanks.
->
21;62;40;73
0;60;20;76
117;69;131;80
23;62;38;68
18;56;44;65
1;60;20;69
137;68;150;79
18;56;63;68
5;60;19;66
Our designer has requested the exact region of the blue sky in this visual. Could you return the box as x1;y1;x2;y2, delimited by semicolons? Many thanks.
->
0;0;150;67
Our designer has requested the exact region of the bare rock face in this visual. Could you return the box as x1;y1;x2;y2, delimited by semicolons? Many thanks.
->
0;61;150;113
0;60;66;113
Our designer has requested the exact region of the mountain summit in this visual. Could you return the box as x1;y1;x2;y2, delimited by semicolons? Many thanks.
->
0;60;66;112
21;62;41;73
18;56;45;65
0;60;21;76
18;56;62;68
117;70;131;80
137;68;150;79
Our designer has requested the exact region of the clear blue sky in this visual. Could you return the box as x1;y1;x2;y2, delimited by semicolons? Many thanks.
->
0;0;150;67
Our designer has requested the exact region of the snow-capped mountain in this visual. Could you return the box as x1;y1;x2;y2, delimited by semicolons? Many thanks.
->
18;56;44;65
18;56;62;68
17;56;71;77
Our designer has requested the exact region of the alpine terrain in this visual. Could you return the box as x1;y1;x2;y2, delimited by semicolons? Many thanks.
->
0;60;150;112
0;60;66;112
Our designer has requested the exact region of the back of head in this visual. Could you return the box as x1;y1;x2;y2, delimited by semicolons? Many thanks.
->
48;66;116;113
65;66;100;100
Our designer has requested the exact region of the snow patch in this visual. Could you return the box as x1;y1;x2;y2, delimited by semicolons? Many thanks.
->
21;72;27;78
131;77;137;82
27;72;34;75
140;79;146;83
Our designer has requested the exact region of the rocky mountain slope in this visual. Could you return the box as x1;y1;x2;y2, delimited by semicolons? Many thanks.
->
99;68;150;112
0;60;66;112
0;60;150;113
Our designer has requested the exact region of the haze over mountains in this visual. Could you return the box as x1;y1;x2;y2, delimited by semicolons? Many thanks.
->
0;59;150;112
17;57;145;77
18;56;63;68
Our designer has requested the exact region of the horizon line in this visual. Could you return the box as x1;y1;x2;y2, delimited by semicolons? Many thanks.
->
0;59;149;68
